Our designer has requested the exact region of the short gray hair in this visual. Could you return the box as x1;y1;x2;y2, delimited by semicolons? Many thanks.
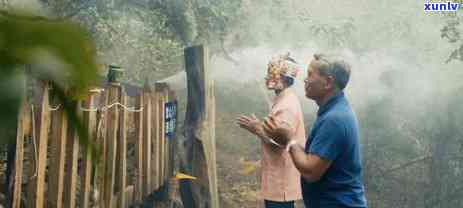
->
310;54;351;90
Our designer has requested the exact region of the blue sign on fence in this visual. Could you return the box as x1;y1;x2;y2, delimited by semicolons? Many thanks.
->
165;101;177;139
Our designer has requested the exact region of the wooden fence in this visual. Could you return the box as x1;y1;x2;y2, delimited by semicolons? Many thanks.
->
10;80;178;208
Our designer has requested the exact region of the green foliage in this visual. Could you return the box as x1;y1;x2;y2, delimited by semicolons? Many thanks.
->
0;10;99;155
0;10;98;97
308;18;357;49
73;3;184;84
441;14;463;63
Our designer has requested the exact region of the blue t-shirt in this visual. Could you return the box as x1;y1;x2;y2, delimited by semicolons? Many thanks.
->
302;91;367;208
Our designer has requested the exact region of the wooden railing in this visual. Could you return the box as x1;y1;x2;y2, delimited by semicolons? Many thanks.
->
10;80;177;208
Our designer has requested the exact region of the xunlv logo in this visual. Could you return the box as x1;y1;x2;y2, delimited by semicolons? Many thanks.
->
424;1;461;11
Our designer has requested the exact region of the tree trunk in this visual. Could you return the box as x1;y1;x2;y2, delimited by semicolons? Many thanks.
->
180;45;219;208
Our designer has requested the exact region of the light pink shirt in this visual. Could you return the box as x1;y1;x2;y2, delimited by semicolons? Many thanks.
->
260;89;306;202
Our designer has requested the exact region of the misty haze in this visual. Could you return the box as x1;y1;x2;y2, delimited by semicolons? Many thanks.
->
1;0;463;208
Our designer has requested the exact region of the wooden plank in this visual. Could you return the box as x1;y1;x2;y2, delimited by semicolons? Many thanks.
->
48;104;68;208
63;102;81;208
167;90;181;208
103;85;121;208
29;82;51;208
151;90;160;191
96;89;108;208
183;45;219;208
142;85;152;196
133;94;144;203
207;80;219;208
159;87;166;188
116;91;128;208
12;100;28;208
153;83;166;190
26;105;37;208
168;90;177;179
80;93;98;208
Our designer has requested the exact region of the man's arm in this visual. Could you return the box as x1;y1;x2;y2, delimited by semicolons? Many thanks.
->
287;143;331;182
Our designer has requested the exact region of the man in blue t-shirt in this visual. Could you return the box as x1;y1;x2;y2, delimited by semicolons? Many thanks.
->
263;54;367;208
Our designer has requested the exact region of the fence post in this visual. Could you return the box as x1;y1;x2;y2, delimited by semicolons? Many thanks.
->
167;89;177;180
182;45;219;208
152;88;160;191
63;101;82;208
81;91;98;208
116;90;128;208
103;84;121;207
27;82;51;208
154;82;167;190
134;93;144;203
96;88;109;208
12;99;28;208
167;89;181;208
142;82;152;197
162;85;169;186
48;98;68;208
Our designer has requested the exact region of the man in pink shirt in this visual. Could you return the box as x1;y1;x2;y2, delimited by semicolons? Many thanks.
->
237;54;306;208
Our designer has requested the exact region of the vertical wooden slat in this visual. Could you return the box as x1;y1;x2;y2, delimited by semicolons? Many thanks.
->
134;94;144;203
12;100;28;208
163;87;170;184
48;105;68;208
208;80;219;208
103;85;121;208
26;106;36;208
81;93;97;208
96;90;108;208
116;91;128;208
151;90;160;191
63;102;81;208
142;85;152;196
166;90;181;208
159;87;166;187
29;82;51;208
183;45;219;208
168;90;177;179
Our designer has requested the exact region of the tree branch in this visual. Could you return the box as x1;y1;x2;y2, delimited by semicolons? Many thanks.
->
381;153;463;175
62;1;95;19
219;37;239;66
381;155;432;174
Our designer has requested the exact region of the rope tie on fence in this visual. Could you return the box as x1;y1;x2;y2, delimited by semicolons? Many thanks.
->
101;102;143;112
80;106;98;112
80;102;143;113
48;104;61;111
